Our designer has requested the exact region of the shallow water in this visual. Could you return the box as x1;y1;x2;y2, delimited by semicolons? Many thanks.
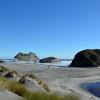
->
38;61;71;67
82;82;100;98
0;59;13;63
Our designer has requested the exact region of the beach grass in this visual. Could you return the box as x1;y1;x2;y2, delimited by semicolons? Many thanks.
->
0;66;9;72
24;73;50;92
0;77;28;96
23;92;79;100
6;80;27;96
0;76;79;100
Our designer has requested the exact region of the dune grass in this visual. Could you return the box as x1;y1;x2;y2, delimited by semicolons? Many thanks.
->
6;80;27;96
0;76;79;100
0;66;9;72
24;73;50;92
23;92;79;100
0;77;28;96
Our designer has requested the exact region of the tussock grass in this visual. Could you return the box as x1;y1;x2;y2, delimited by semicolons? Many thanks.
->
0;77;79;100
0;66;9;72
35;78;43;85
4;70;19;78
6;81;27;96
23;92;79;100
0;77;28;96
0;77;7;83
42;83;50;92
0;77;7;89
24;73;50;92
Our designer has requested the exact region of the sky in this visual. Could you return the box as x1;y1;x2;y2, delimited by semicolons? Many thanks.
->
0;0;100;58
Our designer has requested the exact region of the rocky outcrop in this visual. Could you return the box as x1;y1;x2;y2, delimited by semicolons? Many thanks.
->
14;52;39;62
69;49;100;67
39;57;59;63
0;60;5;63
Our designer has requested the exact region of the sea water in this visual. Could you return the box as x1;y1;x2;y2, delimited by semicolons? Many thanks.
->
82;82;100;98
1;59;72;67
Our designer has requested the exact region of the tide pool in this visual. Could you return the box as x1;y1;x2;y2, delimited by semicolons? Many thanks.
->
81;82;100;98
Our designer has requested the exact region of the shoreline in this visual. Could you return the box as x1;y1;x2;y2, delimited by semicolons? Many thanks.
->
65;75;100;100
1;63;100;100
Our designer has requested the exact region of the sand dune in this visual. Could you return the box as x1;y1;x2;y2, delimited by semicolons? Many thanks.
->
1;63;100;100
0;90;21;100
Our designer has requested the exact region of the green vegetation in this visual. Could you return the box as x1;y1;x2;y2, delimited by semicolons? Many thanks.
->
0;76;79;100
6;81;27;96
23;92;79;100
0;77;28;96
0;66;9;72
24;73;50;92
42;83;50;92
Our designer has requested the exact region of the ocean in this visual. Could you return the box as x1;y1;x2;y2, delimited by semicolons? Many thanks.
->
0;59;71;67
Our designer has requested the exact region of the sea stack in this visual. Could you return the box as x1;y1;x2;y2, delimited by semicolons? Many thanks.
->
14;52;39;62
69;49;100;67
39;57;59;63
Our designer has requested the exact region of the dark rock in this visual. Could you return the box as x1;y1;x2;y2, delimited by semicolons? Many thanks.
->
14;52;39;62
69;49;100;67
39;57;59;63
0;60;5;63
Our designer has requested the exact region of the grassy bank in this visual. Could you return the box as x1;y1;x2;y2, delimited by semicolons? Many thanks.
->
23;92;79;100
0;77;79;100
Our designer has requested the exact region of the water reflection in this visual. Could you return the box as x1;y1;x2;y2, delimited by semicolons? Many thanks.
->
82;82;100;98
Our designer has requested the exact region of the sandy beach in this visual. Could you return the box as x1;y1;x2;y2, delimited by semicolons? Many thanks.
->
0;0;99;99
0;63;100;100
0;90;21;100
